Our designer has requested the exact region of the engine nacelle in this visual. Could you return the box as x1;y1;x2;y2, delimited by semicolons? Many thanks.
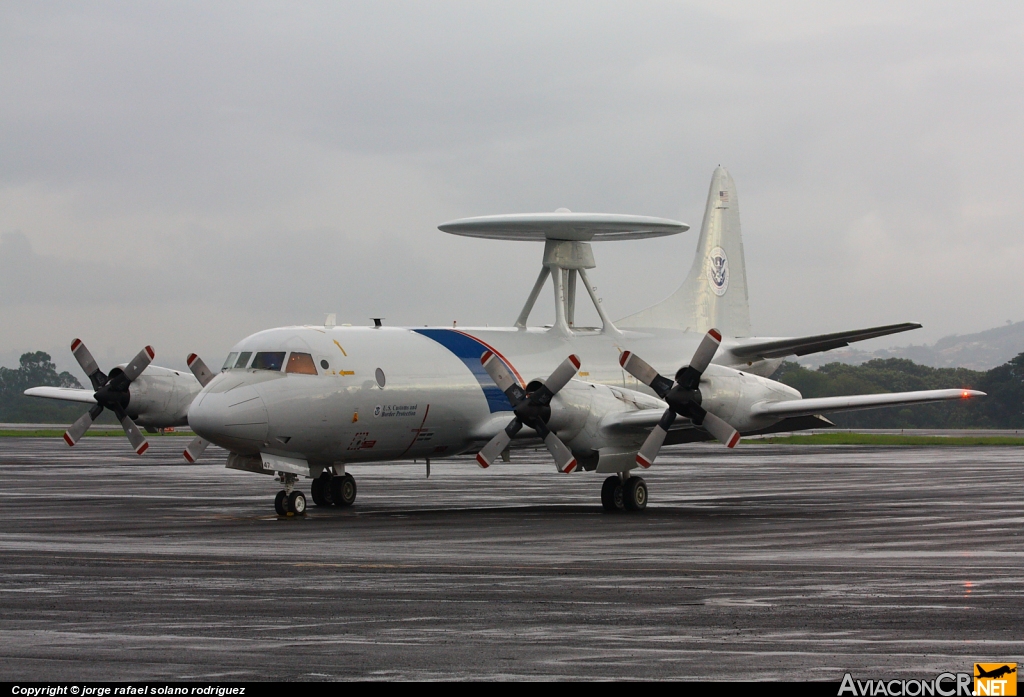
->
126;365;203;428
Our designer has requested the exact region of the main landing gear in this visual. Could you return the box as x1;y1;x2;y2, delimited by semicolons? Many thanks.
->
309;471;357;508
601;474;647;512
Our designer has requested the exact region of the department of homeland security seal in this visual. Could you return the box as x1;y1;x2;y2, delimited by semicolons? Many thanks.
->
707;246;729;296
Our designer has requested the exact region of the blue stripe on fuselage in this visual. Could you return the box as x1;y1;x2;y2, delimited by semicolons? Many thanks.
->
412;329;512;413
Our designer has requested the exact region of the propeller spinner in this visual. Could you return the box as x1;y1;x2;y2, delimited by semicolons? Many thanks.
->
63;338;155;455
476;352;581;474
619;328;740;468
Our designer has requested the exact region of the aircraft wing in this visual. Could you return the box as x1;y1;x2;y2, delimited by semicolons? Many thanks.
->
726;322;921;360
751;389;985;419
24;386;97;404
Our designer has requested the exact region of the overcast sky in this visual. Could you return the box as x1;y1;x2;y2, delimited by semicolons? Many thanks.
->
3;1;1023;380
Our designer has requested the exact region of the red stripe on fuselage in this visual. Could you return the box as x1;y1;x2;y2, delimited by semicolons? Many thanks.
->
452;330;525;386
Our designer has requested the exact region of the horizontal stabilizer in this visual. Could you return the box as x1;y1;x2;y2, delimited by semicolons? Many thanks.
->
24;386;97;404
751;389;985;419
727;322;922;360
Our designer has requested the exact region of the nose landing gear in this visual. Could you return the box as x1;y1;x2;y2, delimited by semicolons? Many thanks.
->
274;473;307;517
601;474;647;512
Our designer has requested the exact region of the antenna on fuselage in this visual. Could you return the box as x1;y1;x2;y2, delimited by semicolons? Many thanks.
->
437;210;689;335
371;318;383;328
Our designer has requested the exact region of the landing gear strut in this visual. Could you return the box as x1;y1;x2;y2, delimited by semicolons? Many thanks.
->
601;474;647;512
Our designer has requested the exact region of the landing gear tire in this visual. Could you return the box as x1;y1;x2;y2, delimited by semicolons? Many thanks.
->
601;476;624;512
288;490;307;516
311;474;334;506
274;490;289;516
623;477;648;511
330;473;357;507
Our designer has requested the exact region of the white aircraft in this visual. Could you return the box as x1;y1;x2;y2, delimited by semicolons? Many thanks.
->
27;167;984;515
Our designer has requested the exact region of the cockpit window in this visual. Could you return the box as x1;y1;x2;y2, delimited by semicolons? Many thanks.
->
234;352;253;369
222;352;238;371
285;352;318;375
251;352;286;371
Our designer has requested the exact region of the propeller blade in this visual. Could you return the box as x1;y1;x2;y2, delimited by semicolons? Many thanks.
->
675;328;722;390
635;409;675;468
63;403;104;447
476;431;511;469
183;435;210;463
619;351;674;397
701;410;740;448
689;329;722;375
113;406;149;455
121;346;156;382
70;338;105;389
481;351;526;405
186;353;215;387
538;354;580;399
542;431;578;474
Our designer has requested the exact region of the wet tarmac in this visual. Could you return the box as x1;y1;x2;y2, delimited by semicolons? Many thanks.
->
0;437;1021;681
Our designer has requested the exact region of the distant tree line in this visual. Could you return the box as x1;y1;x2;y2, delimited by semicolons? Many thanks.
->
0;351;112;423
772;353;1024;428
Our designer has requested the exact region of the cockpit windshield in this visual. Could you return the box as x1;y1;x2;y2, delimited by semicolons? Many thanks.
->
222;353;238;371
234;352;252;369
286;352;318;375
251;352;286;371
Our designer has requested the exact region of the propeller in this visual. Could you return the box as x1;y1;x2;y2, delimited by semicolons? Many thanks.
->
63;338;155;455
476;351;581;474
619;328;740;468
182;353;214;463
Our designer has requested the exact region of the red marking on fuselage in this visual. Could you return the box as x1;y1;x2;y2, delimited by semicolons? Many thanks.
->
398;404;431;458
452;330;525;386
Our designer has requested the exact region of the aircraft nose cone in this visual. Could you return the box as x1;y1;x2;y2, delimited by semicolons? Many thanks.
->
188;384;269;453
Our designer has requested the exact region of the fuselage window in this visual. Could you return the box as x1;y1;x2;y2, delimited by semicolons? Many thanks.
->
286;352;318;375
251;352;286;371
320;359;330;370
375;367;386;388
234;352;253;369
222;352;238;371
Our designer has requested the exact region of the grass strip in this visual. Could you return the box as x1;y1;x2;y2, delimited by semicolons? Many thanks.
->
746;433;1024;446
0;430;195;438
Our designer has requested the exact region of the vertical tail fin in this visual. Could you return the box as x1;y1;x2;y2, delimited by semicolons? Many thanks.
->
617;166;751;337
